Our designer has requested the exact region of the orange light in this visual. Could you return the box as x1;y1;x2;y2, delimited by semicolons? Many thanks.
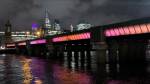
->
128;26;136;34
18;42;26;46
146;24;150;32
123;27;130;35
52;32;91;42
26;31;30;35
140;24;149;33
134;25;142;34
118;27;125;35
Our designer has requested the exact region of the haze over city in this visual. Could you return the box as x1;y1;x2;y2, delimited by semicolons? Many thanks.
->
0;0;150;31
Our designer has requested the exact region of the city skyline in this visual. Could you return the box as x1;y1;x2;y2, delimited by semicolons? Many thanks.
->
0;0;150;31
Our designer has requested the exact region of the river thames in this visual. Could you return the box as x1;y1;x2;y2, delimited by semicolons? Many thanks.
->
0;49;150;84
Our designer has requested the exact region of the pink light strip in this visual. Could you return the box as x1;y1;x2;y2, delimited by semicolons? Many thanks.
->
18;42;26;46
52;32;91;42
114;28;120;36
105;23;150;37
118;27;125;35
30;39;46;45
105;30;111;37
6;44;15;47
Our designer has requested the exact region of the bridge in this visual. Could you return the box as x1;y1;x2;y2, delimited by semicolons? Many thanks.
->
1;17;150;74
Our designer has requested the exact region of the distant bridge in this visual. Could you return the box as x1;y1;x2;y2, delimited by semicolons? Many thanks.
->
0;31;36;42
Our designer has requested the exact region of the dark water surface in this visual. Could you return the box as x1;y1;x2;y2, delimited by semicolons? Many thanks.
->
0;51;150;84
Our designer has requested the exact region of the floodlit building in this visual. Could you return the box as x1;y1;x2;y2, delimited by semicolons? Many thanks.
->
76;23;92;31
70;24;74;32
40;9;62;36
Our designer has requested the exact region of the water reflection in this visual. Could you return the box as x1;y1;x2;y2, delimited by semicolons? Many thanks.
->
63;51;93;73
18;56;46;84
20;57;32;84
18;54;94;84
1;41;150;84
52;64;92;84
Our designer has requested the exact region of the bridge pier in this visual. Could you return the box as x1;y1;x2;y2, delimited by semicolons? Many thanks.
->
117;40;148;77
47;43;54;58
90;28;108;83
107;40;119;77
92;42;108;83
26;41;31;56
66;50;72;69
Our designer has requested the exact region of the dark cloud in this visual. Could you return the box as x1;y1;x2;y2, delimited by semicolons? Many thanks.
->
0;0;150;31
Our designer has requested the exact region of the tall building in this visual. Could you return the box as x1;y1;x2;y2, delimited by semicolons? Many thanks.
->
70;24;74;32
4;20;13;43
54;19;61;31
44;8;52;35
35;9;63;36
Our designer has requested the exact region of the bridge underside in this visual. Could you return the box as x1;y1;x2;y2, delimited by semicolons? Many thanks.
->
106;33;150;64
30;44;48;57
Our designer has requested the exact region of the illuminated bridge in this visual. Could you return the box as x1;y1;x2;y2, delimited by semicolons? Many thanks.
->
2;17;150;73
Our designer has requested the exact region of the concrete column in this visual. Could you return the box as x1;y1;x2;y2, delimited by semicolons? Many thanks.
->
91;28;108;83
85;50;91;71
15;44;20;54
67;51;72;69
80;50;85;70
47;44;54;58
107;40;119;77
74;51;79;69
26;41;31;56
59;45;65;60
53;44;64;59
134;41;147;63
92;42;108;84
53;45;59;58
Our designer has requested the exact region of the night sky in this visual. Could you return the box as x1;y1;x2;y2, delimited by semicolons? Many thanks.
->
0;0;150;31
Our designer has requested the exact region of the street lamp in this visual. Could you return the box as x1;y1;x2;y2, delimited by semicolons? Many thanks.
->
36;31;41;37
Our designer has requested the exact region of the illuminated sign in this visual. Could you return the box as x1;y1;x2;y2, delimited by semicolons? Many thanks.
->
52;32;91;42
18;42;26;46
105;23;150;37
30;39;46;45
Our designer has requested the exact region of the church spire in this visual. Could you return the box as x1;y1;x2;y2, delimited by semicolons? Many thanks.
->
43;8;52;35
4;20;12;43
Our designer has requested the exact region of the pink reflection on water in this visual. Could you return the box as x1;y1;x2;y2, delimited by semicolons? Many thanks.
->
52;64;93;84
19;56;44;84
105;79;150;84
30;58;46;81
